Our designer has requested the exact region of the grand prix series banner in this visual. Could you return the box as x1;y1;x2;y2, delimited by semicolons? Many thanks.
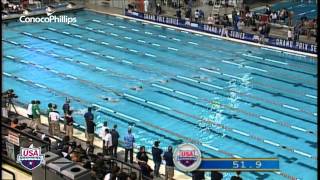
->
125;9;317;54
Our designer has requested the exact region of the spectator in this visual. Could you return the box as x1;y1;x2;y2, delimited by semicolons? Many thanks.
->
32;100;41;130
104;128;113;156
47;103;53;135
104;165;120;180
99;121;108;153
156;3;161;15
192;171;205;180
144;0;149;13
270;11;277;23
163;145;174;180
128;172;137;180
124;127;135;163
152;140;163;177
211;171;223;180
117;172;128;180
232;8;237;25
238;20;244;32
10;118;19;128
194;9;200;22
176;8;181;19
265;23;271;38
208;14;214;27
85;141;94;155
172;0;177;8
288;10;294;26
199;9;205;22
27;100;35;119
87;118;96;145
294;24;301;41
231;171;243;180
49;104;60;136
65;110;74;140
265;4;271;15
62;99;71;131
288;28;293;41
111;124;120;157
137;146;152;178
84;107;94;138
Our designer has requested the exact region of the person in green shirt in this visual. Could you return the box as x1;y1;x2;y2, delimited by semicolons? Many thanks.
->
47;103;53;135
32;100;41;130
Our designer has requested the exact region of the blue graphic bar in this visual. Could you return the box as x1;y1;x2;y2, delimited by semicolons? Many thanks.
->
198;158;279;171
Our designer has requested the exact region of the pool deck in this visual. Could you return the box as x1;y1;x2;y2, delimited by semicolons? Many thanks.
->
8;105;192;180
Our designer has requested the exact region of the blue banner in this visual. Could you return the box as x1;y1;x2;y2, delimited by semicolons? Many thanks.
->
198;158;279;171
125;9;317;54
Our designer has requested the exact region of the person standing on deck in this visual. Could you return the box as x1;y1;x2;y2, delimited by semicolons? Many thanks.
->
47;103;53;135
124;127;135;163
84;107;94;138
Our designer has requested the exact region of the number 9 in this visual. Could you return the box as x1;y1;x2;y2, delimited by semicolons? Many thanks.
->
256;161;262;168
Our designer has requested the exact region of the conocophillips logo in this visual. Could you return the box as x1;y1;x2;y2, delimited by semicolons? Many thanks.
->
19;11;76;24
17;147;44;171
173;143;202;172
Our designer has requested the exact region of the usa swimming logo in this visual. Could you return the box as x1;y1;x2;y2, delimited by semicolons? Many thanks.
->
173;143;202;172
17;147;44;171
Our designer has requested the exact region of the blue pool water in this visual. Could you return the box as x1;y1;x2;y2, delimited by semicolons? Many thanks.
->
256;0;317;22
3;10;317;179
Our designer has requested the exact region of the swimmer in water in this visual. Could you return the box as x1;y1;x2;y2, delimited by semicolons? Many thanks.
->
159;79;169;83
130;85;143;91
208;66;220;71
192;75;209;80
103;97;120;103
247;50;252;53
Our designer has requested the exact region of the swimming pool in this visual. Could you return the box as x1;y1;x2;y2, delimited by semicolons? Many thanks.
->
255;0;317;23
3;10;317;179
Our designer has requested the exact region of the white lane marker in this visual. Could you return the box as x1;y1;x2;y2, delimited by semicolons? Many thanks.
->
175;90;198;99
63;43;72;47
188;41;199;45
158;35;167;38
110;33;119;37
85;27;93;30
172;38;181;41
50;40;59;44
115;45;124;49
96;67;107;71
23;45;31;49
168;47;178;51
79;62;89;66
66;75;77;80
106;55;115;59
259;116;277;123
200;82;224;90
263;140;280;147
119;26;126;29
313;113;317;116
233;155;242;158
147;101;172;111
124;93;145;102
77;47;86;51
283;104;300;111
151;84;174;92
116;112;141;122
8;40;18;45
261;47;282;53
70;23;79;27
232;129;250;137
101;41;109;45
283;51;306;58
145;32;153;35
265;58;288;65
129;20;137;22
87;38;96;42
74;34;82;38
305;94;317;99
35;64;44;68
50;69;59;74
131;28;139;32
20;60;29;64
211;37;222;40
22;32;32;36
62;31;70;35
167;28;175;31
92;19;101;23
124;36;132;40
98;30;105;33
245;65;268;73
107;23;114;26
48;27;56;31
223;73;242;80
177;75;198;83
3;72;12;76
195;34;202;37
200;67;221;75
293;150;312;158
50;53;59;57
35;83;46;88
64;57;73;61
38;36;46;40
181;31;189;34
145;53;156;57
116;17;124;19
122;60;132;64
290;126;307;132
91;51;100;55
129;49;138;53
138;40;146;43
222;60;241;67
6;55;15;59
18;78;27;82
154;25;162;28
152;43;160;47
242;53;263;60
202;144;219;151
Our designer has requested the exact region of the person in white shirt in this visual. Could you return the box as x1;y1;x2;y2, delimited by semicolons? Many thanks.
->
194;9;200;22
99;121;108;154
288;28;293;41
207;14;214;26
104;128;113;156
27;100;35;119
144;0;149;12
49;104;60;136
